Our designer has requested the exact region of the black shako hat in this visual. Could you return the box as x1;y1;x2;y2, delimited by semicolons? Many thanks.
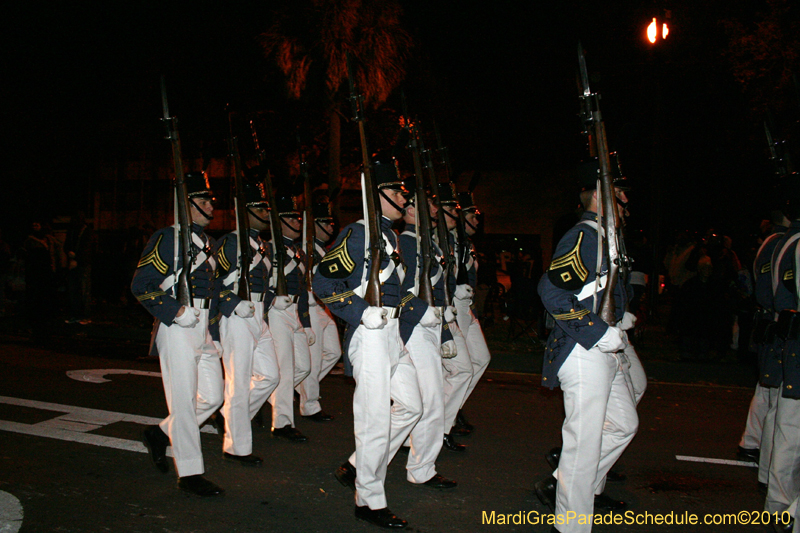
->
373;158;408;193
185;172;214;200
244;181;269;209
312;196;333;221
275;194;301;218
458;191;480;214
438;182;459;207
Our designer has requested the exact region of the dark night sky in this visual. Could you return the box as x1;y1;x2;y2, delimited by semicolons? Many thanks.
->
2;0;782;247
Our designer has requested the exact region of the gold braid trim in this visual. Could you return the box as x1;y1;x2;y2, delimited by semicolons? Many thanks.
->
217;243;231;272
320;290;355;304
552;309;591;321
548;232;588;282
209;312;221;325
136;290;167;301
401;293;415;305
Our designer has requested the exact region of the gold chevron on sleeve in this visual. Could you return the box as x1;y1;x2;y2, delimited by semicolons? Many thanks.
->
761;262;771;274
552;309;591;321
321;229;355;271
549;232;588;282
785;269;794;281
137;234;169;275
217;242;231;272
136;290;167;301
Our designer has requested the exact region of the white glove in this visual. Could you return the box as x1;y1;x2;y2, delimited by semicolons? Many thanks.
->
419;306;442;327
454;284;474;301
272;295;293;311
174;306;200;328
594;326;628;353
618;311;637;331
361;306;388;330
444;305;457;323
234;301;255;318
440;340;457;359
308;290;318;306
305;327;316;346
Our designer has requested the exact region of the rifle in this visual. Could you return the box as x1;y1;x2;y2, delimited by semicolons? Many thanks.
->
347;52;382;307
228;115;251;300
434;124;469;286
764;111;793;179
401;93;435;306
250;120;288;297
160;76;193;306
420;132;453;306
298;134;314;291
577;43;620;326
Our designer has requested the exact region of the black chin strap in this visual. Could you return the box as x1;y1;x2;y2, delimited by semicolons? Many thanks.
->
465;219;478;233
247;207;270;226
190;198;214;221
315;220;334;241
280;215;300;234
379;189;406;216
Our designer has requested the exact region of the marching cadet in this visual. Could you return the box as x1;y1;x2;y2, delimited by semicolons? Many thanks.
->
397;187;458;488
214;181;280;465
435;183;474;449
315;160;423;529
534;176;637;533
764;188;800;531
132;172;225;497
451;191;492;435
736;208;789;492
297;197;342;422
268;193;314;442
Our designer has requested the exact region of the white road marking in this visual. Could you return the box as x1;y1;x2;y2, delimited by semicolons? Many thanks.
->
0;490;23;533
66;369;161;383
675;455;758;467
0;396;218;455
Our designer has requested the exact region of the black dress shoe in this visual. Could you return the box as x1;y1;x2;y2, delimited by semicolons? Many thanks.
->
736;445;759;463
454;410;474;435
142;425;170;474
177;475;224;497
223;452;263;466
773;516;794;533
335;461;356;491
545;447;562;470
443;433;466;452
271;425;308;442
534;476;557;511
421;474;457;489
354;505;408;529
303;411;334;422
594;493;627;511
252;406;266;428
211;411;225;435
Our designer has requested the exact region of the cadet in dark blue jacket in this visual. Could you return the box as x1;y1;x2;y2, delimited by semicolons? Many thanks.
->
214;181;279;466
267;194;313;442
131;173;224;497
533;179;637;533
314;161;422;529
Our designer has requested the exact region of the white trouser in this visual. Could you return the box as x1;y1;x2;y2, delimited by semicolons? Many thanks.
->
268;303;312;428
741;382;771;450
554;343;639;533
759;386;780;484
766;394;800;513
442;320;474;432
346;318;422;510
623;343;647;405
454;298;491;409
297;303;341;416
155;309;223;477
220;301;280;456
405;322;444;484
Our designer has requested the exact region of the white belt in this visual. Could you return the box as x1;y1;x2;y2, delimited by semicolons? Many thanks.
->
384;306;401;319
250;293;266;302
192;298;210;309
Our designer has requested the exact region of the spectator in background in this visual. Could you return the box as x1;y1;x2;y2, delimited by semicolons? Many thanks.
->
64;211;95;325
22;220;57;338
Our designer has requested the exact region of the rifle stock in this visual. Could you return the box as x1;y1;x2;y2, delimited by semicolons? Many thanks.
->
299;136;314;291
434;124;469;286
347;52;382;308
228;122;252;301
250;120;288;297
420;135;453;306
160;77;193;307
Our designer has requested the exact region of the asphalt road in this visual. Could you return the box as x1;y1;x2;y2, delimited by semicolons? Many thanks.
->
0;337;771;533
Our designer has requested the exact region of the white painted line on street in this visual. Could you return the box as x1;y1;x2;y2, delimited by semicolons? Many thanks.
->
0;490;23;533
66;369;162;383
0;396;218;454
676;455;758;467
